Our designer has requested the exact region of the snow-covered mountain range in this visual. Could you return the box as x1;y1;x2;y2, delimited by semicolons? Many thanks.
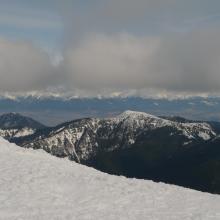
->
1;110;220;194
18;110;217;161
1;137;220;220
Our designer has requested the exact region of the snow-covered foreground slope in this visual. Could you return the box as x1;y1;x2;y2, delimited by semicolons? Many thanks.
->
1;138;220;220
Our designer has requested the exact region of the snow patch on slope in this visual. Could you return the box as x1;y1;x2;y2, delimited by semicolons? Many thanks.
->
0;127;35;139
115;110;216;141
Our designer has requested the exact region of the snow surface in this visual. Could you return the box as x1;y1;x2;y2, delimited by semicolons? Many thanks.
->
1;137;220;220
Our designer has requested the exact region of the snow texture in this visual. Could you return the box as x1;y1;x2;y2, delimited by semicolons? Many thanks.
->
0;137;220;220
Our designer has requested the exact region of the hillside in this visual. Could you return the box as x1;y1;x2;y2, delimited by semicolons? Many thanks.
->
10;110;220;193
0;113;46;140
0;113;45;129
19;110;216;161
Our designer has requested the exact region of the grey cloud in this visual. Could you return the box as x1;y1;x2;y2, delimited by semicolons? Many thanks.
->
150;28;220;92
2;0;220;97
0;38;59;92
64;28;220;94
61;0;220;44
2;27;220;97
64;34;158;90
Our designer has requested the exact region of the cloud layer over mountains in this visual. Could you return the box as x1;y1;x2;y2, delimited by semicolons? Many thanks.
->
64;29;220;93
1;0;220;97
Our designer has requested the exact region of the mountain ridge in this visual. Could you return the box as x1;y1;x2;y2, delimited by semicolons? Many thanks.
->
0;112;46;129
0;113;46;140
16;110;216;160
2;110;220;194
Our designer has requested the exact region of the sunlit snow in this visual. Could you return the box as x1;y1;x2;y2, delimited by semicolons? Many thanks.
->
0;137;220;220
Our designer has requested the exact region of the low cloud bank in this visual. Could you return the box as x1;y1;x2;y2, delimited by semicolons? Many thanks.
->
1;28;220;97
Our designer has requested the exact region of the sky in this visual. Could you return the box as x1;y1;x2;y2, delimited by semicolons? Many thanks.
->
1;0;220;98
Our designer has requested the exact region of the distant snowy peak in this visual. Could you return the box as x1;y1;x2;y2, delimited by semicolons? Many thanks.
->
113;110;215;141
0;112;45;129
0;113;45;140
116;110;159;120
115;110;172;127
